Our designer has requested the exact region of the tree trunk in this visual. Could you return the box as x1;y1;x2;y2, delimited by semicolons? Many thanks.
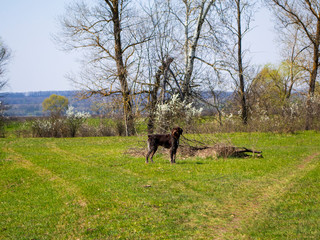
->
112;1;135;136
237;0;248;125
305;46;319;130
305;19;320;130
147;57;174;134
147;68;161;134
183;0;214;101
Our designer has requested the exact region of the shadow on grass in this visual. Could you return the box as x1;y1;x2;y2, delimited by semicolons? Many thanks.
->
176;160;206;165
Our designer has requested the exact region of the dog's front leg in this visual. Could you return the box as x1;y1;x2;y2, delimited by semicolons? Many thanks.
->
170;148;176;164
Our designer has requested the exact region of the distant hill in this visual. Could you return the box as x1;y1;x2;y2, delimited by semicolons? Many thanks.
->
2;91;94;117
1;90;233;117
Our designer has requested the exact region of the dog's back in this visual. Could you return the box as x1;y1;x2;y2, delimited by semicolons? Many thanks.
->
148;134;172;149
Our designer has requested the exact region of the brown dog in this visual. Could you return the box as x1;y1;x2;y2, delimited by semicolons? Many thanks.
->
146;127;183;164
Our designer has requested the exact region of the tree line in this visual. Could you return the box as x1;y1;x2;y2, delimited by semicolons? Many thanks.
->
2;0;320;136
54;0;320;135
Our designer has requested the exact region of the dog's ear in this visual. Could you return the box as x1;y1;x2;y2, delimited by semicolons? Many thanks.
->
173;130;179;138
172;127;183;138
171;128;178;138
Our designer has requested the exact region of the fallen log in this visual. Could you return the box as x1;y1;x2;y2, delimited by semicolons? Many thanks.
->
215;145;263;158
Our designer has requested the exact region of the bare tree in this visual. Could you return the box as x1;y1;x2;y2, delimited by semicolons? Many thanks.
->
142;0;204;132
146;57;174;133
214;0;256;125
0;39;11;137
265;0;320;129
182;0;216;101
58;0;151;136
139;0;178;133
0;39;11;91
143;0;232;130
159;0;216;101
278;27;307;99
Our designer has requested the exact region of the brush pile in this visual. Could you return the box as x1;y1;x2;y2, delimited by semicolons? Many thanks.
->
179;135;262;158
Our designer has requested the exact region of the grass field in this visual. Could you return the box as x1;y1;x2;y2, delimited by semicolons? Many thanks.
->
1;132;320;239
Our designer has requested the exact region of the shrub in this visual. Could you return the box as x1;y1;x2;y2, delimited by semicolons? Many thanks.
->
66;106;91;137
14;121;32;138
31;119;53;137
0;100;5;137
154;94;203;133
31;118;66;137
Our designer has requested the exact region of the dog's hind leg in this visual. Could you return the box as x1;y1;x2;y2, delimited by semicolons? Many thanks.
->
149;146;158;163
146;148;156;163
146;139;153;163
146;149;152;163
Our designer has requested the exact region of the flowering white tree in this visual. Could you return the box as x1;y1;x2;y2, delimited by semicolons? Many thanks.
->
154;94;202;132
66;106;91;137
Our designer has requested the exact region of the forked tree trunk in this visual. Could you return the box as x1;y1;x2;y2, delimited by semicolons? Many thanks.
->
147;68;161;134
183;0;214;101
147;57;174;134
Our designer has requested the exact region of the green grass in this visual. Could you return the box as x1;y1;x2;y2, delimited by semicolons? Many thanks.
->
1;132;320;239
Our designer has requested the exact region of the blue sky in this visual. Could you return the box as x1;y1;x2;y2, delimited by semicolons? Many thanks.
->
0;0;80;92
0;0;280;93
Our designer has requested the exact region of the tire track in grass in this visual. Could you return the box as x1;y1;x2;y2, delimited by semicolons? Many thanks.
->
213;152;320;239
46;141;142;178
46;142;87;165
4;147;88;238
47;142;220;236
46;142;320;238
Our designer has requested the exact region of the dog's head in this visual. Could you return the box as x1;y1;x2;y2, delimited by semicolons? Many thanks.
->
171;127;183;139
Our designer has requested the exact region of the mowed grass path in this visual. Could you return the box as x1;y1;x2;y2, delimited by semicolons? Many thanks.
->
1;132;320;239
